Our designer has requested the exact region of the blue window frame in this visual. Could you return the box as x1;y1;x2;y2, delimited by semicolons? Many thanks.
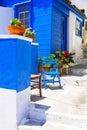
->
14;1;31;28
75;18;82;37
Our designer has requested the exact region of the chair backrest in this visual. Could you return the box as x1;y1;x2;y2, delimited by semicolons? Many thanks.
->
41;59;58;73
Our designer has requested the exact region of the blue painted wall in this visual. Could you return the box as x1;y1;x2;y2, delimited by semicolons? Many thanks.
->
51;7;62;52
16;39;31;92
33;0;53;57
51;0;69;53
31;44;38;74
0;39;17;90
0;38;31;92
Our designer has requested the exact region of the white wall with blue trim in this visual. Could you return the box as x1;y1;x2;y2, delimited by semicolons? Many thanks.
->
69;11;83;60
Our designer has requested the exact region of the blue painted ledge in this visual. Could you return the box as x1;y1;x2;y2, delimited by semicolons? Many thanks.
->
0;35;38;92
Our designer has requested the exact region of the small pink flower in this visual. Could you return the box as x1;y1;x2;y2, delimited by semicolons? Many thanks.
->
18;20;22;24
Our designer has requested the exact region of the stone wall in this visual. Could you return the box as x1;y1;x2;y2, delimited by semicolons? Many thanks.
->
82;28;87;46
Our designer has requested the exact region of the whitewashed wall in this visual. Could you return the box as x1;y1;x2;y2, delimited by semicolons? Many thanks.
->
68;11;83;61
0;7;14;34
0;87;31;130
0;88;16;130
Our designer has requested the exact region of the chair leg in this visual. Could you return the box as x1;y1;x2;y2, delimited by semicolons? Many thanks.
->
42;75;47;89
53;76;55;84
39;74;42;97
57;75;62;89
44;80;47;89
59;77;62;89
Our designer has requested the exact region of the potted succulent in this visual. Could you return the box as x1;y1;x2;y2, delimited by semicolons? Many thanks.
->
7;18;25;35
38;56;51;73
24;27;36;42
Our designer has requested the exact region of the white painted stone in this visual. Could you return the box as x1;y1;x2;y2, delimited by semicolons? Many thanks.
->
0;88;16;130
17;87;31;125
0;87;31;130
0;35;39;46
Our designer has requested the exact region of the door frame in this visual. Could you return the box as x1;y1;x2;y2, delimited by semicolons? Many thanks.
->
61;14;67;51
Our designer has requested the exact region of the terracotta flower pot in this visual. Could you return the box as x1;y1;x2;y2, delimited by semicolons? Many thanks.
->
58;67;63;74
7;26;25;35
44;67;50;72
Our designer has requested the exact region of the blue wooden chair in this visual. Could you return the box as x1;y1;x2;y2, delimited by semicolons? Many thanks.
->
41;59;62;89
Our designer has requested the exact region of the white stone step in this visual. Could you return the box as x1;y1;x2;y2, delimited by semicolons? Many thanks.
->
18;125;41;130
29;103;87;128
70;63;87;76
45;111;87;128
18;109;87;130
42;121;87;130
18;121;87;130
18;118;43;130
76;58;87;64
71;68;87;76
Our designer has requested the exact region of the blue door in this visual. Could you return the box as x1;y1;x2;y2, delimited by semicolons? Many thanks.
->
61;15;67;50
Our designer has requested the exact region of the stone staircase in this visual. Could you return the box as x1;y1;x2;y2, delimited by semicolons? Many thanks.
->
18;103;87;130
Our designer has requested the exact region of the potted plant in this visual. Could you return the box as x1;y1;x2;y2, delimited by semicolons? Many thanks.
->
58;60;63;74
62;51;75;67
38;56;51;73
55;50;75;74
48;54;56;60
55;50;75;66
7;18;25;35
43;63;50;72
24;27;36;42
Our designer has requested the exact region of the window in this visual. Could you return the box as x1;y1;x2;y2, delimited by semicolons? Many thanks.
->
19;11;29;28
15;2;30;28
75;18;82;37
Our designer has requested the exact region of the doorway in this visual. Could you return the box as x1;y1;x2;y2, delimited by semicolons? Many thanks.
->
61;15;67;50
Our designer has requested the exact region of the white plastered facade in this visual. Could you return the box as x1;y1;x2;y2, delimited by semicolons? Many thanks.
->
68;11;83;61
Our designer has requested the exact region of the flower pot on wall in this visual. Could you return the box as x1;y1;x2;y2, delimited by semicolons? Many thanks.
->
7;26;25;35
